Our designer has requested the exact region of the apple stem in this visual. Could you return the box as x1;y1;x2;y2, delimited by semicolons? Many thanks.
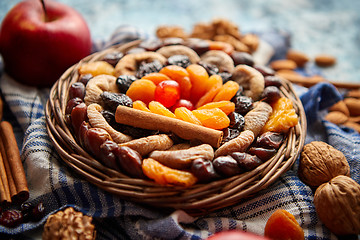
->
40;0;48;21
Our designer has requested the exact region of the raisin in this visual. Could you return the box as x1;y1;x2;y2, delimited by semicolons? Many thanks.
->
213;155;243;177
230;51;254;66
136;60;163;78
166;55;191;68
0;210;23;228
248;147;277;161
232;95;254;115
221;128;240;144
116;75;137;93
230;152;263;171
261;86;281;104
218;71;233;83
21;202;45;222
256;132;284;149
198;61;219;76
101;51;124;67
228;112;245;130
191;158;219;183
69;82;86;100
101;91;133;112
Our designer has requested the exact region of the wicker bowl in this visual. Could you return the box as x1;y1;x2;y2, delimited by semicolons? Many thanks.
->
45;40;307;215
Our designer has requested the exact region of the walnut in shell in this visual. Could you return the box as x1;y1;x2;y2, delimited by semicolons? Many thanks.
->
298;141;350;188
43;207;95;240
314;175;360;235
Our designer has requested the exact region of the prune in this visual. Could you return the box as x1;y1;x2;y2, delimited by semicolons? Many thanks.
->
99;140;120;170
84;128;112;160
71;103;88;137
222;128;240;144
264;75;282;87
139;39;163;51
261;86;281;104
230;152;262;171
115;146;144;178
256;132;284;149
213;155;243;177
218;71;233;83
230;51;254;66
101;91;133;112
21;202;45;222
166;55;191;68
65;97;83;115
101;51;124;67
79;73;93;86
254;65;275;77
162;37;184;46
116;75;137;93
198;61;219;76
0;210;23;228
186;38;210;55
228;112;245;130
101;110;117;125
191;158;219;183
69;82;86;100
232;95;254;115
136;60;163;78
248;147;277;161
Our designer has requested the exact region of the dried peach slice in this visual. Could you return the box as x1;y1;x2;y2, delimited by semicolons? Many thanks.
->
141;72;170;85
195;74;223;108
197;101;235;115
213;80;240;102
126;79;156;104
186;64;209;103
132;100;151;112
192;108;230;129
175;107;202;125
148;101;176;118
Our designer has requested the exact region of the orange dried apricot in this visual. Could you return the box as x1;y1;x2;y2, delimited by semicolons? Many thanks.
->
186;64;209;103
262;97;298;133
192;108;230;129
132;100;151;112
197;101;235;115
195;74;223;108
264;209;304;240
148;101;176;118
142;158;198;187
207;40;234;55
78;61;115;76
174;107;202;125
126;79;156;104
141;72;170;85
159;65;192;99
212;80;240;102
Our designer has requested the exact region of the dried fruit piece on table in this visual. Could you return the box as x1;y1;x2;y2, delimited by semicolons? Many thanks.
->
148;101;176;118
230;152;263;171
132;100;151;112
126;79;156;105
314;175;360;236
141;72;170;85
264;209;304;240
78;60;115;76
174;107;202;125
159;65;192;99
298;141;350;188
207;40;234;55
119;134;173;156
142;158;197;187
186;64;209;103
171;99;194;111
212;81;240;102
244;101;272;137
149;144;214;169
154;80;181;108
192;108;230;130
261;97;298;134
197;101;235;115
215;130;254;157
195;74;223;108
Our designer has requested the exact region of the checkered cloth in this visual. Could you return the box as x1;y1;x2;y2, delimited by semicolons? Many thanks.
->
0;25;358;239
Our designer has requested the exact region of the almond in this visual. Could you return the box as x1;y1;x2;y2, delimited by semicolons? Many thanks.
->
315;54;336;67
343;121;360;133
286;49;309;67
346;89;360;99
344;98;360;116
325;111;348;125
329;100;350;117
270;59;297;71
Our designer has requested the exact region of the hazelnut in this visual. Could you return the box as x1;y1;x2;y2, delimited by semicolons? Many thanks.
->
298;141;350;188
314;175;360;235
42;207;95;240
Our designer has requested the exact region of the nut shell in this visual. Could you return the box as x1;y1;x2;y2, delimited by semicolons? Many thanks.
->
314;175;360;235
298;141;350;188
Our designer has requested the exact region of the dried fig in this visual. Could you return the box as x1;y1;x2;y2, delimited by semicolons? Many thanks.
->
298;141;350;188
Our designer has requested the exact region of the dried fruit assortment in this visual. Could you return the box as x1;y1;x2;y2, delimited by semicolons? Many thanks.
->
65;27;300;188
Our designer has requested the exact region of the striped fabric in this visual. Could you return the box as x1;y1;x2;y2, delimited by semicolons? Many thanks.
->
0;25;358;239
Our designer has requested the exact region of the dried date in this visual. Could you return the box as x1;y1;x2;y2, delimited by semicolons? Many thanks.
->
115;146;144;178
191;158;219;183
248;147;277;161
71;102;88;137
213;155;244;177
256;132;284;149
230;152;263;171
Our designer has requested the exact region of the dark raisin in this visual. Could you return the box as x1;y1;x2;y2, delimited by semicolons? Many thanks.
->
230;51;254;66
198;61;219;76
31;202;45;222
139;39;163;51
162;37;184;46
118;124;157;139
213;155;244;177
230;152;263;171
218;71;233;83
116;75;137;93
222;128;240;144
101;110;117;125
254;65;275;77
185;38;210;55
191;158;220;183
136;60;163;78
69;82;86;100
79;73;93;86
232;95;254;115
166;55;191;68
261;86;281;104
0;210;23;228
102;51;124;67
264;75;283;87
101;91;133;112
228;112;245;130
248;147;277;161
256;132;284;149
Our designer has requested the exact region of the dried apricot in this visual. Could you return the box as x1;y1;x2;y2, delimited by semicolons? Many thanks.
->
264;209;304;240
141;72;170;85
175;107;202;125
213;80;240;102
142;158;198;187
126;79;156;104
132;100;151;112
79;61;115;76
197;101;235;115
148;101;176;118
195;74;223;108
207;40;234;55
186;64;209;103
261;97;298;133
192;108;230;129
159;65;192;99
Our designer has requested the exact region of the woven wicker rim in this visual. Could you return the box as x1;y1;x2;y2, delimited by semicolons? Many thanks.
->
45;40;307;215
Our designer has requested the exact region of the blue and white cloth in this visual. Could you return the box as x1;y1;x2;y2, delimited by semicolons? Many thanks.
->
0;25;359;240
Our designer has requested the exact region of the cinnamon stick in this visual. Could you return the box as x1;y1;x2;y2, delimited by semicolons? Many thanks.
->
0;136;16;203
0;121;29;203
0;148;11;205
115;106;223;148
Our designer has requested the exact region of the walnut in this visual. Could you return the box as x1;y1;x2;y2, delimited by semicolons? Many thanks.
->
314;175;360;235
43;207;95;240
298;141;350;188
156;25;187;39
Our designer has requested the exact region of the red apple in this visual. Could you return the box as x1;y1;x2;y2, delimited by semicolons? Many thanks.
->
0;0;92;87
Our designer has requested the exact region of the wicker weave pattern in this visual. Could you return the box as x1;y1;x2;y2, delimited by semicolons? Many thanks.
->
45;40;306;215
